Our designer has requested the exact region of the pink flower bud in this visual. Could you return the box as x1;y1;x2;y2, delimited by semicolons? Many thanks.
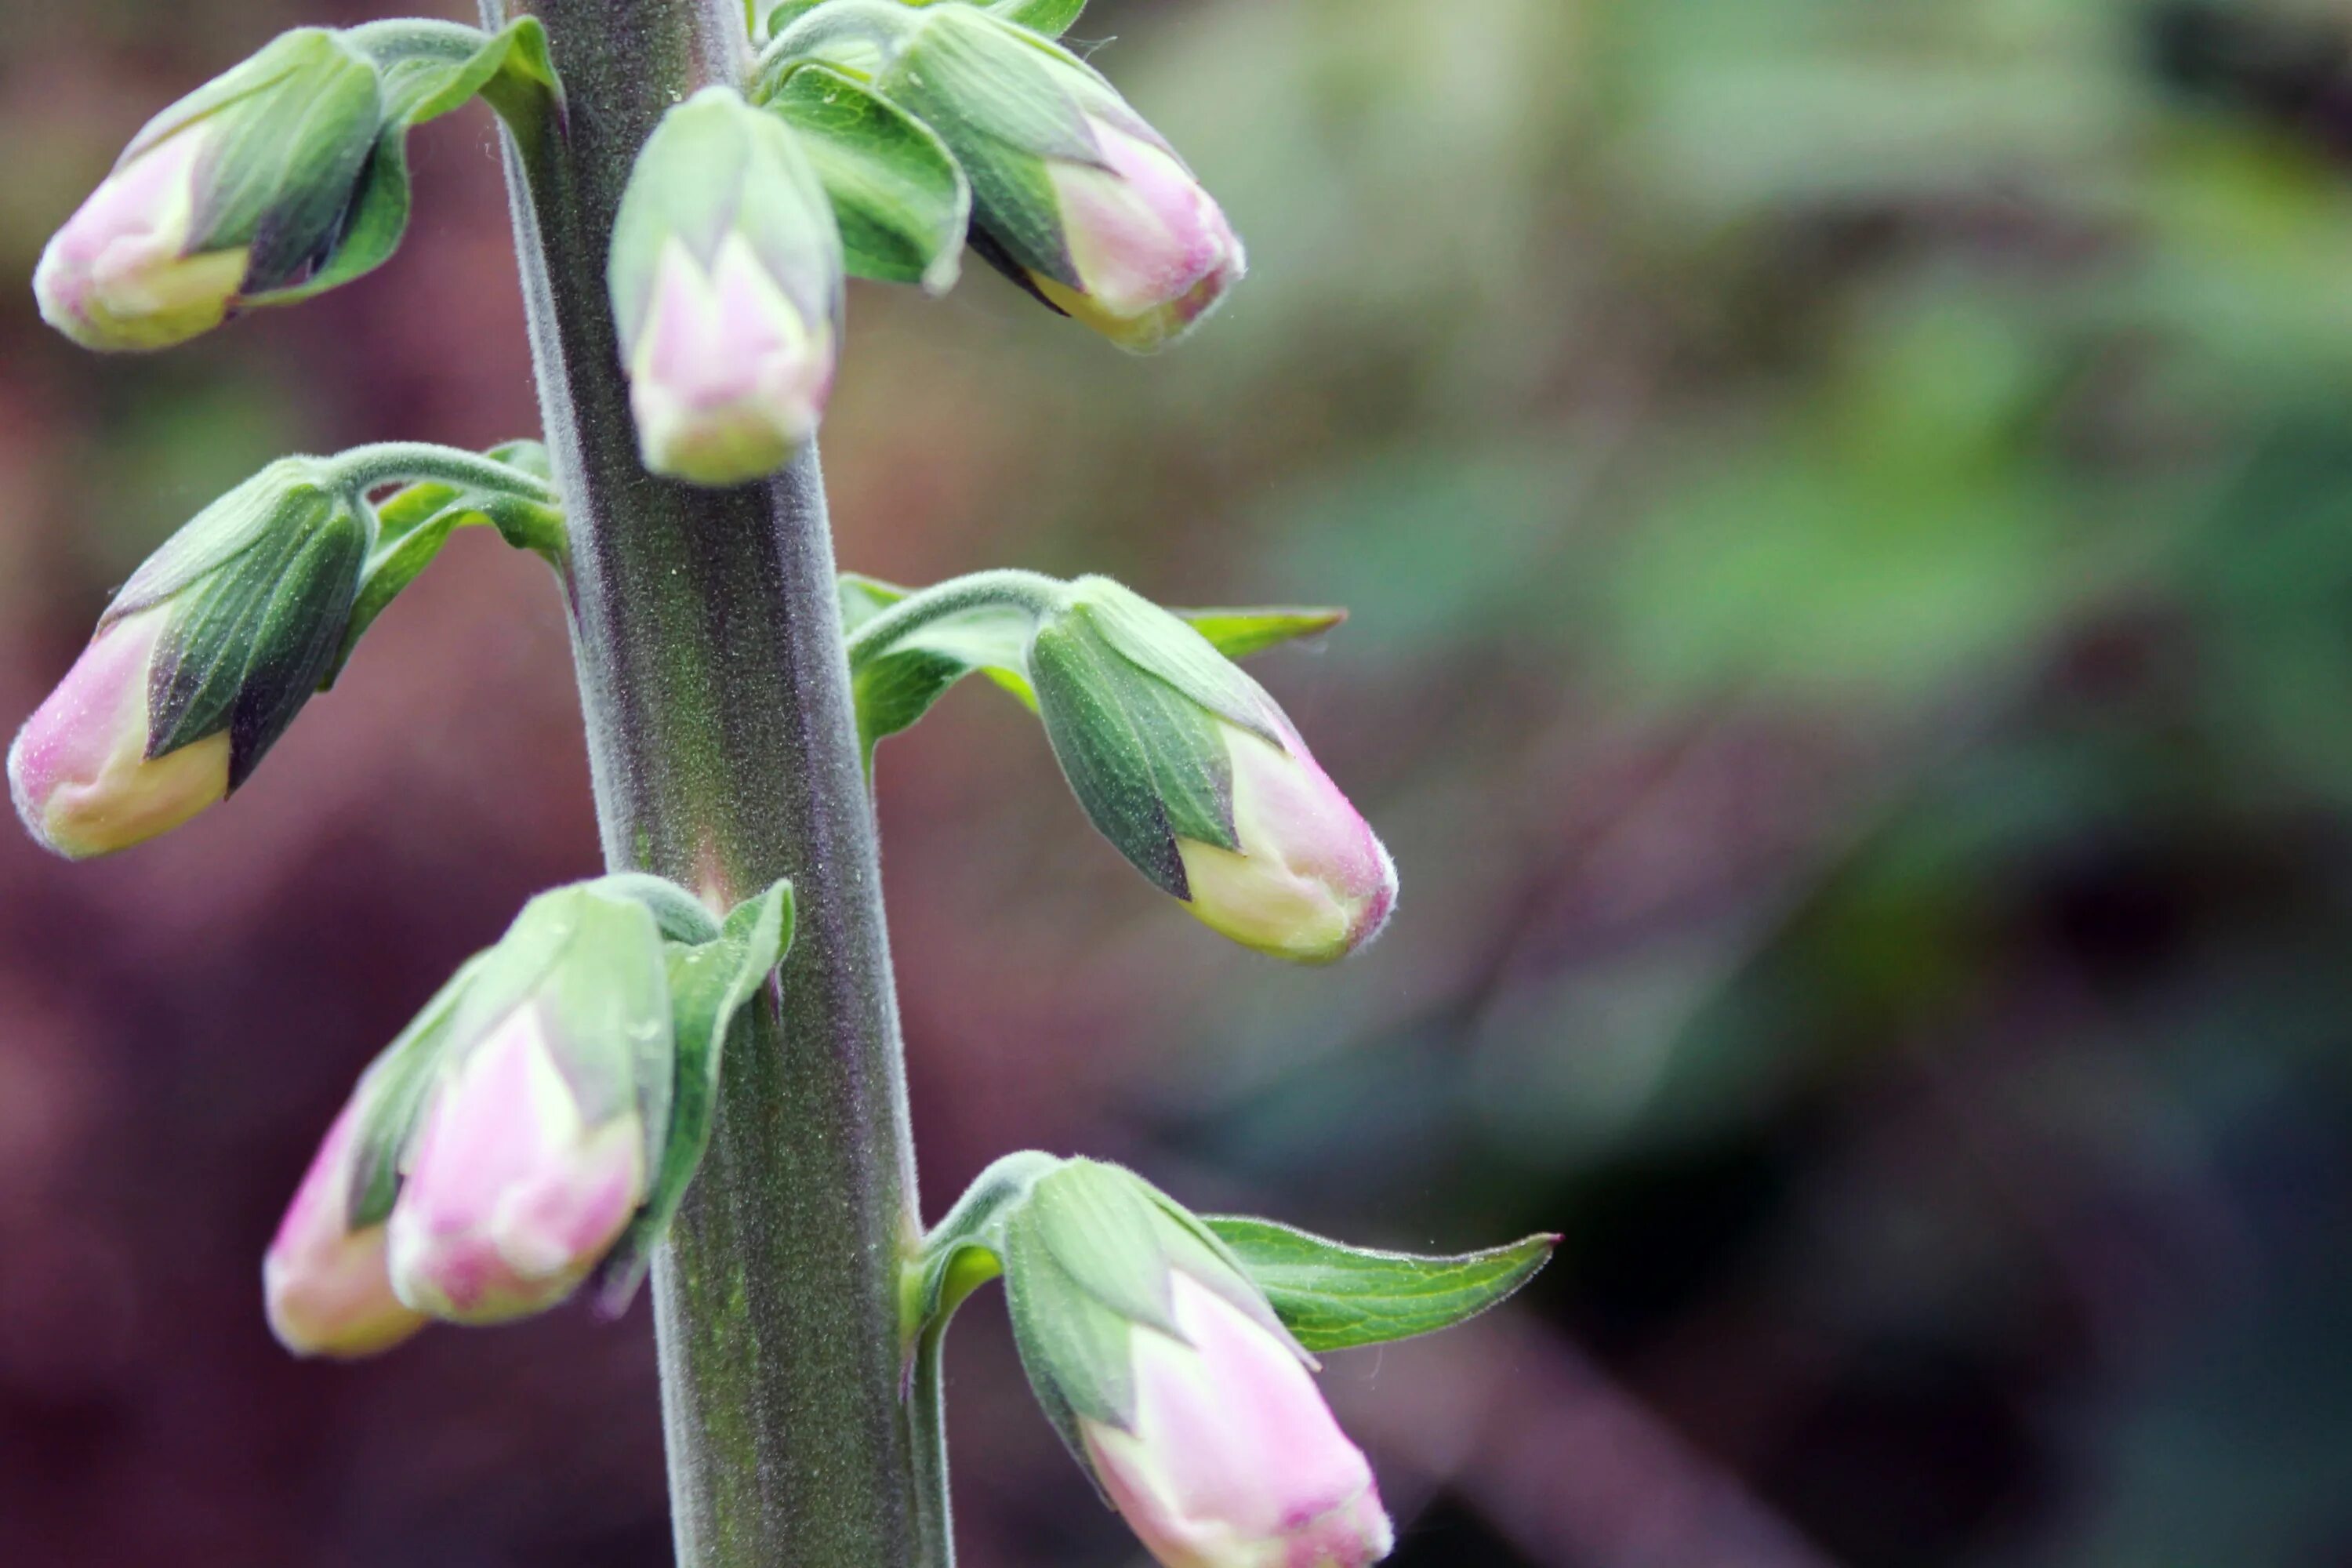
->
33;129;252;353
263;1102;429;1359
1032;118;1246;354
1176;723;1397;964
1083;1273;1395;1568
628;235;836;488
7;608;230;860
387;1006;646;1325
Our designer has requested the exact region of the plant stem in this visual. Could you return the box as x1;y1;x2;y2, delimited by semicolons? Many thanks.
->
327;443;558;501
478;2;941;1564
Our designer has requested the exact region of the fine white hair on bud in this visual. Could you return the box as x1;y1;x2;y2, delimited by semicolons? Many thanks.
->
610;85;845;488
6;608;230;861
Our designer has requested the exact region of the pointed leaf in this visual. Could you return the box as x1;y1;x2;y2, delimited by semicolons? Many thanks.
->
988;0;1090;39
1203;1218;1558;1353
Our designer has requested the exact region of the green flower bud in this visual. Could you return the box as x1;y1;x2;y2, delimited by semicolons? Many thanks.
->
1026;579;1396;963
999;1160;1392;1568
8;459;367;858
840;4;1244;350
34;29;385;351
611;86;845;487
382;884;674;1325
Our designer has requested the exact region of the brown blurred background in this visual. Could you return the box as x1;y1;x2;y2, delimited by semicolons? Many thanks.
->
10;0;2352;1563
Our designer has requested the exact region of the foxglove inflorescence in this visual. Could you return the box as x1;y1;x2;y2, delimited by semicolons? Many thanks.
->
19;7;1559;1566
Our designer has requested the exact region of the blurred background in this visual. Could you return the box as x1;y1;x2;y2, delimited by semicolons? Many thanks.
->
6;0;2352;1563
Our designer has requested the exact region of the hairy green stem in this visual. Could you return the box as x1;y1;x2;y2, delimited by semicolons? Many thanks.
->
479;2;943;1563
844;568;1065;670
328;442;557;500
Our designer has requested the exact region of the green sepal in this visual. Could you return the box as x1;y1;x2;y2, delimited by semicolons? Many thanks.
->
608;86;843;357
1202;1218;1559;1354
110;459;367;786
444;887;675;1141
1066;577;1283;745
761;65;970;292
107;29;385;295
1030;615;1236;898
873;5;1126;288
593;878;796;1314
989;1159;1302;1474
328;441;564;684
244;19;561;309
345;954;487;1229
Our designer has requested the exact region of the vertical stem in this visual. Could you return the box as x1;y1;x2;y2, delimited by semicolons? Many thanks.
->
478;2;942;1564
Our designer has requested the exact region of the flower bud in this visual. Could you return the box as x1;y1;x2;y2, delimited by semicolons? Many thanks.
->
387;1006;648;1324
1000;1160;1393;1568
612;87;844;487
8;459;366;859
263;1102;430;1359
34;29;383;352
7;609;230;860
874;7;1243;351
383;887;672;1325
1026;579;1396;963
1084;1273;1394;1568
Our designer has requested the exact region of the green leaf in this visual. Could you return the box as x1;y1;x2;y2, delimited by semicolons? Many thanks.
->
1203;1218;1558;1354
766;65;970;292
988;0;1091;39
594;880;795;1313
1172;605;1348;660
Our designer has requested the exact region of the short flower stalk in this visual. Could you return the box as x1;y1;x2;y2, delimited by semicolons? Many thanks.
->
19;3;1547;1567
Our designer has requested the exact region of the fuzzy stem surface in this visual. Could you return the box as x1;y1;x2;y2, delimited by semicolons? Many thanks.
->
478;2;940;1563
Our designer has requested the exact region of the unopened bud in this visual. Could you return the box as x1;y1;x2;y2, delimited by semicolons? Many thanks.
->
1028;579;1396;963
612;87;843;487
7;458;367;858
1084;1273;1394;1568
875;7;1243;351
34;29;383;352
383;886;671;1324
387;1006;648;1324
8;608;230;860
1000;1159;1393;1568
263;1102;430;1359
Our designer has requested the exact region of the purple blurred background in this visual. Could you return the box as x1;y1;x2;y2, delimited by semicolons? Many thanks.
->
11;2;2352;1565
